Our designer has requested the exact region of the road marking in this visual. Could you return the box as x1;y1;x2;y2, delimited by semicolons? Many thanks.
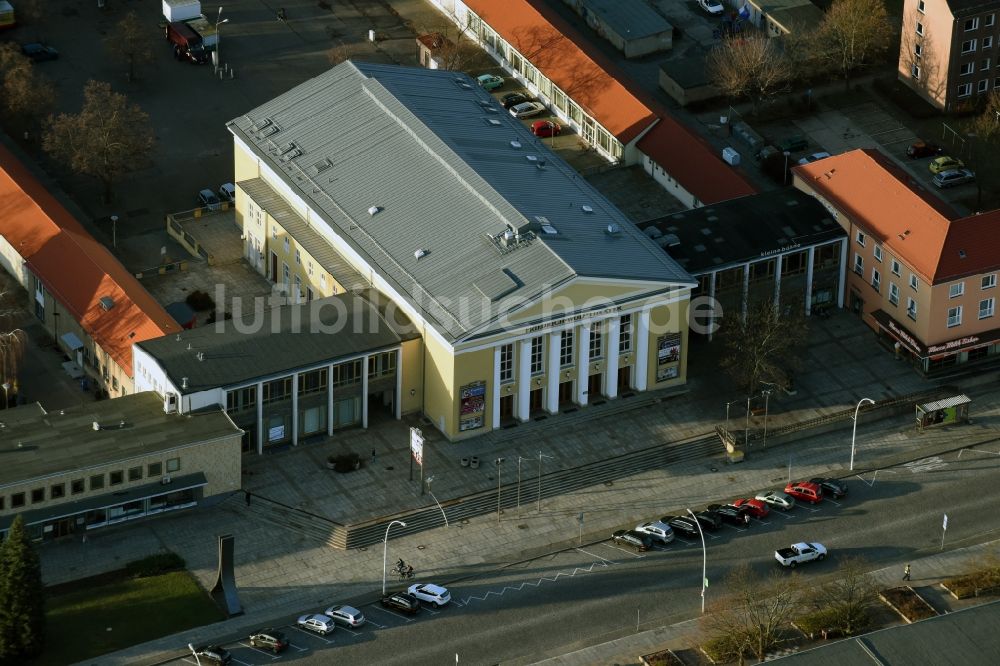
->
287;642;308;652
287;626;335;644
753;518;771;525
725;523;748;532
238;642;282;658
233;659;253;666
459;558;612;606
823;497;842;507
338;626;361;636
367;606;414;623
957;447;1000;460
450;599;466;607
774;511;796;519
855;469;897;486
576;547;614;563
603;542;646;558
903;456;948;473
362;616;387;628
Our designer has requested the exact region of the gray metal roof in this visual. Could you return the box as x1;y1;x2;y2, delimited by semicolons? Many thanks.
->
238;177;366;291
137;291;419;393
0;393;239;488
918;394;971;411
577;0;671;40
227;61;693;343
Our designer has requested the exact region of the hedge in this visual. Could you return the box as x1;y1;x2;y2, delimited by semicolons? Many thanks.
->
125;552;186;578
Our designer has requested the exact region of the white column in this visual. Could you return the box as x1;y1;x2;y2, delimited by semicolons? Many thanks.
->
837;237;848;308
576;323;590;405
742;263;751;319
708;271;718;342
256;380;264;454
361;355;369;429
805;246;816;315
546;330;561;414
633;310;650;391
492;346;502;430
517;339;532;421
291;371;299;445
605;317;620;399
773;254;783;309
395;349;402;420
327;363;335;436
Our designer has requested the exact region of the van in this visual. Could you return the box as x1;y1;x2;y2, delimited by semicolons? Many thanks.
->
165;21;208;64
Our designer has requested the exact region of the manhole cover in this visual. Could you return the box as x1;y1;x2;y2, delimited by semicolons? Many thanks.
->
517;524;528;529
461;519;470;525
385;466;394;471
417;545;426;550
358;546;367;552
709;466;718;472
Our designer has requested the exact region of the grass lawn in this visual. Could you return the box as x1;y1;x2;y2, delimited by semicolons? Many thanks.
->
33;570;224;666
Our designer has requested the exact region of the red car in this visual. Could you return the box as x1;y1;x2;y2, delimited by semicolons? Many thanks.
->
785;481;823;504
732;498;769;518
531;120;561;138
906;140;943;159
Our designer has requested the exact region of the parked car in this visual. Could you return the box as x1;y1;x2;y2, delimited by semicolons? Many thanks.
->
661;515;700;538
249;628;289;653
933;168;975;189
634;520;675;545
755;490;796;511
774;542;827;568
929;155;965;174
693;510;722;531
785;481;823;504
809;477;848;498
707;503;751;526
198;188;221;210
797;151;832;165
698;0;724;15
218;182;235;203
381;591;421;614
477;73;504;91
192;645;232;664
906;140;943;159
501;92;529;109
20;42;59;62
531;120;562;137
777;135;808;152
408;583;451;607
324;604;366;628
732;498;770;518
296;613;336;635
510;101;546;118
612;529;652;551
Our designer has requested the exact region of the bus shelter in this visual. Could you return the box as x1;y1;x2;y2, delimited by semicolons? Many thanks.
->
916;395;971;431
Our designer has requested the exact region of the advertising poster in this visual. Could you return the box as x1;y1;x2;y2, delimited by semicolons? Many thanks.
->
657;333;681;365
459;380;486;432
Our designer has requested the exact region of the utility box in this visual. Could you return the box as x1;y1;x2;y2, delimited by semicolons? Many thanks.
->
722;147;741;166
163;0;201;23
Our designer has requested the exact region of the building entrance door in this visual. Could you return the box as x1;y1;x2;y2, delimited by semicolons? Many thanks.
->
849;290;864;317
270;251;278;282
499;394;514;420
617;366;631;394
558;380;574;406
529;387;543;413
587;373;602;400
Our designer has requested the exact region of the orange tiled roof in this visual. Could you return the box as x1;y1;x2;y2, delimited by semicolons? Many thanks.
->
0;143;179;377
466;0;657;143
792;149;1000;284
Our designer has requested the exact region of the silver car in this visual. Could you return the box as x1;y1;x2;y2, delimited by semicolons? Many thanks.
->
509;101;546;119
634;520;675;544
296;613;335;635
755;490;796;510
933;168;975;188
323;604;366;628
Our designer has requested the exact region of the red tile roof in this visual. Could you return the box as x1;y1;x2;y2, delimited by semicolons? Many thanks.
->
0;143;179;377
793;149;998;283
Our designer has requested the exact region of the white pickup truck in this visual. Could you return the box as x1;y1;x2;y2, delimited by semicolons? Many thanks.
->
774;542;827;568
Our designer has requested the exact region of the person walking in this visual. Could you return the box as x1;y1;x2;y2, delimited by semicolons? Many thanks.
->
903;563;911;581
244;490;251;507
371;448;377;464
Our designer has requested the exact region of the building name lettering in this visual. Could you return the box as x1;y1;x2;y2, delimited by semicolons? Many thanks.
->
760;242;801;258
887;320;921;353
523;306;621;335
927;336;980;355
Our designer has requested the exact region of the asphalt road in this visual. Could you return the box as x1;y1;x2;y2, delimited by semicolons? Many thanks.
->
171;448;1000;666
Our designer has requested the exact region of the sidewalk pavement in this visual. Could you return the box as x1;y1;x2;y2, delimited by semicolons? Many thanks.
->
531;538;1000;666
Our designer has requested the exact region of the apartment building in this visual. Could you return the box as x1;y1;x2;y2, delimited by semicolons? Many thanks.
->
898;0;1000;112
794;149;1000;373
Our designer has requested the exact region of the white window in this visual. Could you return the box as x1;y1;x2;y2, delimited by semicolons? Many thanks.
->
891;259;901;276
295;249;301;265
889;283;900;306
271;225;277;240
966;17;980;31
293;275;301;301
980;79;991;92
854;253;864;275
915;43;923;58
980;298;995;319
530;337;544;374
950;282;965;298
871;268;881;292
947;306;963;327
917;0;925;12
874;245;883;262
910;273;919;290
982;274;997;289
589;322;603;360
320;274;327;290
989;14;996;27
499;343;514;382
619;314;632;353
560;330;574;367
987;36;995;49
907;297;918;320
307;261;313;276
962;40;977;54
283;237;290;253
912;64;921;79
856;230;866;246
916;21;924;36
961;62;974;76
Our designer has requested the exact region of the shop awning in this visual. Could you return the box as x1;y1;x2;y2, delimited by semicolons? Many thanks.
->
60;331;84;351
870;310;1000;358
0;472;207;531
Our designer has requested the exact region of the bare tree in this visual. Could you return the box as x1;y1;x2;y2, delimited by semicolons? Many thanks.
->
702;563;801;661
707;33;789;115
719;299;809;393
326;41;355;67
818;0;892;89
105;11;153;82
963;90;1000;209
0;330;27;407
43;80;155;204
0;43;56;126
809;556;880;635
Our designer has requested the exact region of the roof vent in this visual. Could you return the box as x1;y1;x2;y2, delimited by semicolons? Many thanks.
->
92;421;100;431
606;223;621;236
175;334;181;342
99;296;115;311
368;206;381;216
662;234;681;247
510;140;522;149
525;155;538;162
414;249;428;260
582;205;594;214
196;352;205;361
250;117;272;133
182;377;189;389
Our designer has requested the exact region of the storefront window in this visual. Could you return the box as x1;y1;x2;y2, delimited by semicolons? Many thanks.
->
148;462;162;477
90;474;105;490
166;458;181;473
86;509;107;527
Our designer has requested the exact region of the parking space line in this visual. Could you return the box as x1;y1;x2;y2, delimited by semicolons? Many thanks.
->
725;524;748;532
233;659;254;666
237;642;282;658
287;626;335;644
367;606;414;623
576;547;614;563
363;616;387;628
339;627;361;636
421;605;441;615
603;542;646;558
287;642;308;652
753;518;771;526
451;599;466;607
774;511;796;519
823;497;842;507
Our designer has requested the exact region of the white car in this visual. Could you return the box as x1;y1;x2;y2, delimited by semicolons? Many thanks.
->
775;542;827;568
323;604;366;628
698;0;724;15
634;520;675;545
797;151;832;165
755;491;796;511
509;101;546;119
297;613;336;635
407;583;451;608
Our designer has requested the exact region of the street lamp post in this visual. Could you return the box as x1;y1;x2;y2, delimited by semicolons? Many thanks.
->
215;7;229;71
744;394;751;448
761;389;772;450
495;458;505;523
537;451;553;513
516;456;529;513
724;399;741;434
381;519;406;595
686;508;707;614
849;397;876;471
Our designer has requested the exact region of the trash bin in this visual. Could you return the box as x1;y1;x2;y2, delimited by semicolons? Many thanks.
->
722;147;741;166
